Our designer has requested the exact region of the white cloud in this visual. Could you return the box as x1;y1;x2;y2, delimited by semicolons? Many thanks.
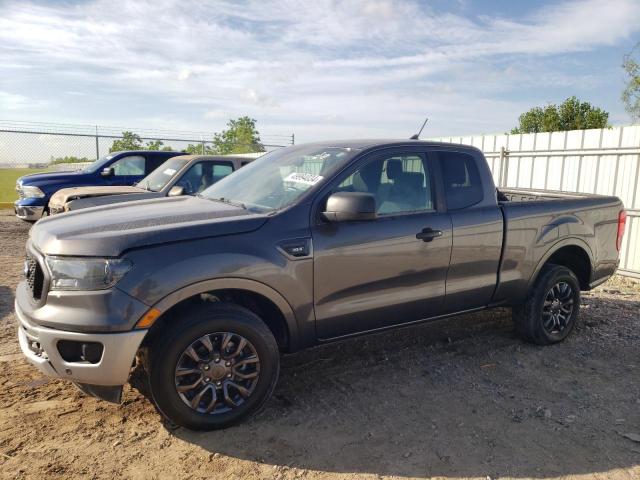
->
0;91;48;110
0;0;637;140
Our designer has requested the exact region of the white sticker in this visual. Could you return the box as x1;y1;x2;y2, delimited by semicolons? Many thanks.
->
284;172;323;186
163;168;177;175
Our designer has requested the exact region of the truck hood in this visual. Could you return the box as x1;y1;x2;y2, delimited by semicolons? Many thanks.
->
50;185;145;208
66;191;162;211
18;171;84;190
31;196;268;257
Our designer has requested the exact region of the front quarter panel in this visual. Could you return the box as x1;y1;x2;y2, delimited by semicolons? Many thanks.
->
117;208;316;349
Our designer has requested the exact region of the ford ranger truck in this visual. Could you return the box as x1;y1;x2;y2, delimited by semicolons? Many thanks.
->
14;150;183;221
15;140;626;430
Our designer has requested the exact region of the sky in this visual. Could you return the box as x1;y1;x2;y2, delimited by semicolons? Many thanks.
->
0;0;639;143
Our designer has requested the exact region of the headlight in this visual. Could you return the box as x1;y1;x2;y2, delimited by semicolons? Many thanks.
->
45;256;132;291
20;185;45;198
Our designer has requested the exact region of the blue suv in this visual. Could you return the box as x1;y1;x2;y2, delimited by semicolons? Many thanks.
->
14;150;183;221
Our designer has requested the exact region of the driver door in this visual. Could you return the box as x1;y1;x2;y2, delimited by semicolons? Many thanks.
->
311;149;452;339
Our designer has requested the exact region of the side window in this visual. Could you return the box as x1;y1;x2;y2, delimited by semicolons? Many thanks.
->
176;162;235;194
438;151;483;210
205;162;234;190
175;163;204;195
111;155;145;176
212;163;233;180
334;154;435;215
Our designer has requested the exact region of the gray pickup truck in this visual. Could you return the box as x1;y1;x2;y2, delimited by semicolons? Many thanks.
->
15;140;626;430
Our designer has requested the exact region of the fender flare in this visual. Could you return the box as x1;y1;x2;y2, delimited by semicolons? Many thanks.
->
150;278;299;350
526;237;594;291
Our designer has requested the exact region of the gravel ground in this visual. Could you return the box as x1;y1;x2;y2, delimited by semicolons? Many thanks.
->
0;210;639;480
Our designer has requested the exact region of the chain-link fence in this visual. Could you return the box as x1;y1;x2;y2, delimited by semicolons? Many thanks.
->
0;120;294;169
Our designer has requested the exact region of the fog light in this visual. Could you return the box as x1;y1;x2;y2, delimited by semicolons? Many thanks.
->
57;340;104;364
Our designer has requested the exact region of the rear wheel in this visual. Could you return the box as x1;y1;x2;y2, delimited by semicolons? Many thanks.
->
148;303;280;430
513;264;580;345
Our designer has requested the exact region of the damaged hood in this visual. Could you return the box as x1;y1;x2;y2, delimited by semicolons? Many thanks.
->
49;185;146;208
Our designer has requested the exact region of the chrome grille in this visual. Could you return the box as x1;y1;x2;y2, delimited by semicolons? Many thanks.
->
24;253;44;300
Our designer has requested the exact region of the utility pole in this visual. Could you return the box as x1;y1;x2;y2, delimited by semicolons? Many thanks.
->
95;125;100;160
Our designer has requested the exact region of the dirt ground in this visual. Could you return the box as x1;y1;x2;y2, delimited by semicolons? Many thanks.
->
0;210;639;480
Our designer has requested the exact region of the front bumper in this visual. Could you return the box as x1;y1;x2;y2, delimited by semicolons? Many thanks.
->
14;202;44;221
16;300;147;388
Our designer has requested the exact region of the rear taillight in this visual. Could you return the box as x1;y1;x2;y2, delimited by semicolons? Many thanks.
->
616;210;627;252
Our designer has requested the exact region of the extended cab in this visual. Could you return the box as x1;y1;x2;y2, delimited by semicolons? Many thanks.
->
14;150;183;221
15;140;626;430
48;155;253;215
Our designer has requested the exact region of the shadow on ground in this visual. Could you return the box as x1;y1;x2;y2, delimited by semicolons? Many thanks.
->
151;302;640;478
0;285;16;319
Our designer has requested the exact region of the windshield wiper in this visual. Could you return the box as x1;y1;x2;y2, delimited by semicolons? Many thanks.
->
210;197;247;210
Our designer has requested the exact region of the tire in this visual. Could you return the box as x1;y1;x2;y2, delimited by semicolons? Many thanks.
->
148;303;280;430
513;264;581;345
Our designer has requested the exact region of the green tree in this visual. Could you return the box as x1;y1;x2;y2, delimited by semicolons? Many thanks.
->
109;132;175;152
211;116;265;154
109;131;143;152
145;139;173;151
511;97;609;134
145;139;164;150
185;143;212;155
622;42;640;122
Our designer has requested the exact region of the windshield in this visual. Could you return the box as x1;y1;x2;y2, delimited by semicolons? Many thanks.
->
82;154;116;173
200;145;359;213
137;157;189;192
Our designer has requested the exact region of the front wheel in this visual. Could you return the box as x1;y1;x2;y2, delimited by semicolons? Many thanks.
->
148;303;280;430
513;264;581;345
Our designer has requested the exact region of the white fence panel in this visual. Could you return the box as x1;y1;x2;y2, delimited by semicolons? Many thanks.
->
430;125;640;279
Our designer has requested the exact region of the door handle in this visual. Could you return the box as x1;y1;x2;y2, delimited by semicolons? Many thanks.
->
416;227;443;242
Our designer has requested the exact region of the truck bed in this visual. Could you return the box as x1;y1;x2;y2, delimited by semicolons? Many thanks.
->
493;188;623;305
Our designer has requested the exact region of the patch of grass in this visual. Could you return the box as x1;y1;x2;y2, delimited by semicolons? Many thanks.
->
0;168;48;205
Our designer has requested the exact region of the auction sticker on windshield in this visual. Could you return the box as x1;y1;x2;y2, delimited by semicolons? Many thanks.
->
163;168;177;175
284;172;323;186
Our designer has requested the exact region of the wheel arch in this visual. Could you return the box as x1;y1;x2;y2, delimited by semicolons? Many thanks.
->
146;278;300;353
528;238;593;291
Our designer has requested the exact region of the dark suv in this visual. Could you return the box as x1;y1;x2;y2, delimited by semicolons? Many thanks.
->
14;150;183;221
47;155;253;214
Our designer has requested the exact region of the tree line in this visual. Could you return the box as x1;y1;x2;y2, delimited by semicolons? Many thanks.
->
108;116;265;155
49;116;265;164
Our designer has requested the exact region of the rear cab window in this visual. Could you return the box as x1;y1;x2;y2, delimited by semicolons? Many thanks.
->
436;150;483;210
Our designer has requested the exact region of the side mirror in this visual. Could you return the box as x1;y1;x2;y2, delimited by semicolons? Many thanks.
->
100;167;114;177
322;192;376;222
168;185;185;197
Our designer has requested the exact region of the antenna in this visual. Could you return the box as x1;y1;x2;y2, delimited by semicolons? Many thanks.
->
410;117;429;140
